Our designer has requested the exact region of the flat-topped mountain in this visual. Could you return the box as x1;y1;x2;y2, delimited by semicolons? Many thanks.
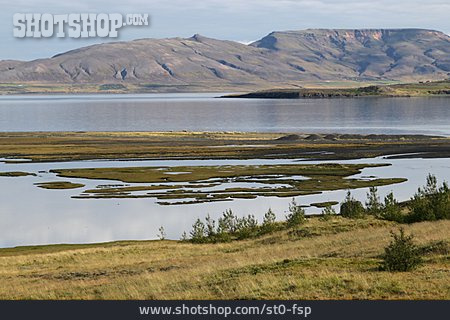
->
1;29;449;90
252;29;450;80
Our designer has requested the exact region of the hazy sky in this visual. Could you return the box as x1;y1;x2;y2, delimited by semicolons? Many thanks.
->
1;0;449;60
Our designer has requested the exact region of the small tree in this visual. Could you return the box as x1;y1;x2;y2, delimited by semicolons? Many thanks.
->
263;208;276;225
366;186;382;217
235;214;258;239
217;209;237;234
286;198;305;227
261;208;277;233
157;226;166;240
319;205;336;221
215;209;237;242
423;173;438;194
408;174;437;222
380;192;403;222
340;191;365;218
381;228;422;272
408;174;450;223
180;231;188;242
434;182;450;220
190;218;206;243
205;214;216;238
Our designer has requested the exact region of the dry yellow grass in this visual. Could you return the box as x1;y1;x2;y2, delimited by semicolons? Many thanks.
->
0;217;448;300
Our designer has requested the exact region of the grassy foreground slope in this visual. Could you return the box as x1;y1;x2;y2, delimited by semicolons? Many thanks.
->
0;217;448;300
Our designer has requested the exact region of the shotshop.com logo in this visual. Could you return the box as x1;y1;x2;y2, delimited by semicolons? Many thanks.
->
13;13;149;38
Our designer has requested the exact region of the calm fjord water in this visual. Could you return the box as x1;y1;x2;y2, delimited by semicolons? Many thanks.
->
0;94;449;247
0;157;449;248
0;94;449;135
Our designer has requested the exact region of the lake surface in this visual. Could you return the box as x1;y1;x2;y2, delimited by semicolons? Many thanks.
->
0;93;449;248
0;156;449;248
0;94;449;135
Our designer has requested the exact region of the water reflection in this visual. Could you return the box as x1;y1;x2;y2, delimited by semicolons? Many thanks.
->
0;156;448;248
0;95;449;135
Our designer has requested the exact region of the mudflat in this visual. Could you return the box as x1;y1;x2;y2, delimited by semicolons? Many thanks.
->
1;132;449;163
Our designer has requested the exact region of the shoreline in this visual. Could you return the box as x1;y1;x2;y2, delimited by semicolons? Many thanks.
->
221;80;450;99
1;132;449;163
0;131;449;299
1;80;449;96
0;198;413;251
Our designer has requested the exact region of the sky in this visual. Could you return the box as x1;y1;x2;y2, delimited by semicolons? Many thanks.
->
1;0;450;61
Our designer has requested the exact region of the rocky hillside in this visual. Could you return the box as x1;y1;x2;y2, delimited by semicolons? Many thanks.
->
0;29;449;88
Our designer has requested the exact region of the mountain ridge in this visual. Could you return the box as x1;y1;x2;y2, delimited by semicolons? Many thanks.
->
1;28;449;89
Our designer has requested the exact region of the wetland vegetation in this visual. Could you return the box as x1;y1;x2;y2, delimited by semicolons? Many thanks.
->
0;131;448;299
34;181;85;190
180;175;449;243
0;171;36;177
48;163;406;205
0;132;449;163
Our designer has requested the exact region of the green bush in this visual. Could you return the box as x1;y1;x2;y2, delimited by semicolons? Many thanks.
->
216;210;237;242
235;214;259;239
261;208;277;233
407;174;450;223
190;218;207;243
380;192;403;222
205;214;216;237
319;205;336;221
188;210;261;243
366;186;382;217
286;198;305;227
340;191;365;218
180;231;188;241
381;228;422;272
217;209;237;234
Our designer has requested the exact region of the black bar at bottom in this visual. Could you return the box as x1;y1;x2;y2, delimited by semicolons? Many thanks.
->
0;300;448;320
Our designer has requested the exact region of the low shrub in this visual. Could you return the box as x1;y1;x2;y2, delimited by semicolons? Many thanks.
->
235;214;259;239
366;186;382;217
190;218;207;243
340;191;365;218
286;199;305;227
381;228;422;272
380;192;403;222
407;174;449;223
260;208;277;234
319;205;336;221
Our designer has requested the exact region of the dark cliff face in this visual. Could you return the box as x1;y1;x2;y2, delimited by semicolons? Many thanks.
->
1;29;449;87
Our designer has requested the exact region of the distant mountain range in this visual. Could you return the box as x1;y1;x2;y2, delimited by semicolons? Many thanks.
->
1;29;449;90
